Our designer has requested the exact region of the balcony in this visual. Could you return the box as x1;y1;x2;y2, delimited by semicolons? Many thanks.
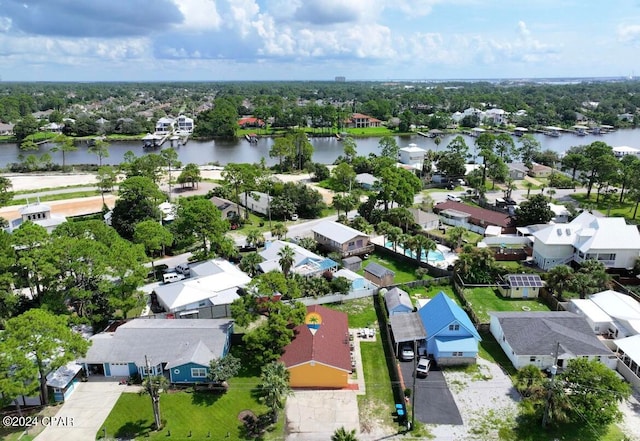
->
342;243;375;258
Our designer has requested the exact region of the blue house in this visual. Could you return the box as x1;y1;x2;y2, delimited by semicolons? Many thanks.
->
417;292;481;365
79;319;233;383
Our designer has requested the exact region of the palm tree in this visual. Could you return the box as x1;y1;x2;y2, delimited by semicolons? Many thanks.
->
545;265;574;300
270;222;288;240
332;426;359;441
239;252;264;277
278;245;296;278
296;237;317;252
387;226;402;252
547;188;556;202
376;221;392;244
88;138;110;166
446;226;467;250
412;234;436;263
525;181;534;198
259;361;292;422
246;228;265;248
140;373;169;430
399;233;412;258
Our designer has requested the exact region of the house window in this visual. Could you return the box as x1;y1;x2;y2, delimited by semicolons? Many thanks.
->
452;352;463;357
529;356;536;362
448;324;460;331
191;368;207;378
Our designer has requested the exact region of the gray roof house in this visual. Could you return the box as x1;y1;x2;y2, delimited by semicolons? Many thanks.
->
312;221;373;257
258;240;337;277
363;262;395;287
210;196;239;220
384;287;414;316
408;208;440;231
490;311;617;371
79;319;233;383
507;163;529;180
355;173;379;190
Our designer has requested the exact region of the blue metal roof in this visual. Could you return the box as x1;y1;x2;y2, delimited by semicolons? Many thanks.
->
318;258;338;271
417;292;481;342
434;336;479;353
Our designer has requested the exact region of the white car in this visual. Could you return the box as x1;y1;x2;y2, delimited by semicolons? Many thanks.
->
446;194;462;202
416;358;431;377
290;214;299;221
400;345;415;361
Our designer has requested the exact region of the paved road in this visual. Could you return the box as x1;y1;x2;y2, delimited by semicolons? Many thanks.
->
398;360;463;426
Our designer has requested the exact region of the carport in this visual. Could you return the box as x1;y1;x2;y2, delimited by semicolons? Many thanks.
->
389;313;426;357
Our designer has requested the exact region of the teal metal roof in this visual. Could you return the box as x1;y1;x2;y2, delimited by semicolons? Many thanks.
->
434;336;479;353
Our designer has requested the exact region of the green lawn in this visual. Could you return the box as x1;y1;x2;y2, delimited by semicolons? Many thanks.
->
572;193;639;222
463;287;551;323
327;296;378;328
358;339;397;432
405;284;460;306
7;190;100;205
358;253;420;284
99;374;281;440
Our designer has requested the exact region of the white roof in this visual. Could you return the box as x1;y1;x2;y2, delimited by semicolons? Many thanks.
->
569;299;613;323
312;221;368;244
19;202;51;215
590;290;640;321
613;146;640;154
400;145;427;153
614;334;640;363
548;203;569;217
484;225;502;237
334;268;363;281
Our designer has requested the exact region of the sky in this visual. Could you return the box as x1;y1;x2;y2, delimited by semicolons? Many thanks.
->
1;0;640;82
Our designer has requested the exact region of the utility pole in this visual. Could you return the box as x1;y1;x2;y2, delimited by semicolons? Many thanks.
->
542;342;560;428
410;339;417;431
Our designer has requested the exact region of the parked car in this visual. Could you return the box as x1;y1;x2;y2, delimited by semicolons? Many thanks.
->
175;263;190;275
400;344;415;361
416;358;431;377
162;272;181;284
290;213;299;221
446;194;462;202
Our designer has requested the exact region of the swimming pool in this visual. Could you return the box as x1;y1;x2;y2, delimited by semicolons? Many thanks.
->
385;241;446;262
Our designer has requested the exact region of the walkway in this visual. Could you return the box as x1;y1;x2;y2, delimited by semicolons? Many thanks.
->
34;381;138;441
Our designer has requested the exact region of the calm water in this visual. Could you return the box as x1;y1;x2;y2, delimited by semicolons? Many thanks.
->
1;129;639;167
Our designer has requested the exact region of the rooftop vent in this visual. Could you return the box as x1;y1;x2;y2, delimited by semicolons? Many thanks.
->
565;228;571;235
556;229;562;236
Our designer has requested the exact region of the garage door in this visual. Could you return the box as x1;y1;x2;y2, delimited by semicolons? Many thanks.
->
109;362;131;377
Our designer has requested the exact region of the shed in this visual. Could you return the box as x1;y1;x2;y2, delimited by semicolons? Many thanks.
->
342;256;362;272
333;268;366;290
384;287;414;316
498;274;544;299
363;262;395;287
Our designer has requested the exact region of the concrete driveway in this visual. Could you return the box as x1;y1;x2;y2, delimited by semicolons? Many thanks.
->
34;381;130;441
398;360;463;425
285;390;360;441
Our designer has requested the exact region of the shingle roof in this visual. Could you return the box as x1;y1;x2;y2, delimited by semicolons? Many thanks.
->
418;292;481;342
280;305;351;372
385;287;414;312
79;319;233;368
389;312;426;343
312;221;369;245
364;262;394;278
434;201;514;228
491;311;613;357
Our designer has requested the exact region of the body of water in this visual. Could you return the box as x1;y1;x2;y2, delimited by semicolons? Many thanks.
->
1;129;639;168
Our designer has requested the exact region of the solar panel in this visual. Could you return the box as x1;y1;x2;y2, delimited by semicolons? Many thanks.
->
508;274;543;287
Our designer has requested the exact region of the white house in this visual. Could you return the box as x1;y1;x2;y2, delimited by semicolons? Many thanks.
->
567;290;640;338
490;311;617;371
532;211;640;270
6;202;67;233
612;146;640;158
399;144;427;170
155;117;175;134
484;108;507;125
176;115;194;133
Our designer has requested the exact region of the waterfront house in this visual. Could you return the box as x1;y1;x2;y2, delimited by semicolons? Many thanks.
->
312;221;373;257
280;305;352;388
79;319;233;383
155;117;175;134
176;115;194;133
346;113;382;128
399;144;427;170
238;117;266;129
6;202;67;233
433;200;515;235
490;311;616;371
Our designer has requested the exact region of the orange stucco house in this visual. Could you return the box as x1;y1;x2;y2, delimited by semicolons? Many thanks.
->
280;305;352;388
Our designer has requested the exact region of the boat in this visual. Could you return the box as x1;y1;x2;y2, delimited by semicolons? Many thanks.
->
245;133;258;143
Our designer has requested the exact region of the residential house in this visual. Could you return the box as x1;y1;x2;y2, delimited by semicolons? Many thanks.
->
258;240;338;277
484;108;507;125
155;117;175;134
470;127;486;137
159;201;176;223
0;122;15;135
176;115;194;133
614;334;640;390
613;146;640;158
507;162;529;180
280;305;352;388
237;117;266;129
341;256;362;272
384;287;414;316
417;292;481;366
240;191;272;216
528;163;553;178
150;259;251;317
41;122;63;133
363;262;395;287
6;202;67;233
408;208;440;231
356;173;378;190
312;221;373;257
548;203;570;223
347;113;382;128
498;274;544;299
79;319;233;383
566;290;640;338
490;311;617;370
210;196;239;220
433;201;515;235
399;144;427;170
531;211;640;270
618;113;635;122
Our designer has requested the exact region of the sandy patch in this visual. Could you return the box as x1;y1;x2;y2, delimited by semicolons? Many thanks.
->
0;195;115;219
3;173;98;192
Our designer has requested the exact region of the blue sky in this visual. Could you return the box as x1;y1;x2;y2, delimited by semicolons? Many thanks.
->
1;0;640;82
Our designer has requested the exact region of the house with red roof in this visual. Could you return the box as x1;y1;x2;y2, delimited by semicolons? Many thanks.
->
280;305;352;388
346;113;382;128
433;200;516;234
237;117;265;129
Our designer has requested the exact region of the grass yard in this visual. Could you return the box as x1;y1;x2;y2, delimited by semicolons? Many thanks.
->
358;253;420;284
357;339;397;433
327;296;378;328
572;193;639;222
405;283;461;306
7;190;101;205
477;331;517;376
463;287;550;323
505;414;628;441
99;374;281;441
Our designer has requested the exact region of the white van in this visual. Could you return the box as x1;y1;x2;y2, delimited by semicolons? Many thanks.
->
163;272;180;284
175;263;190;275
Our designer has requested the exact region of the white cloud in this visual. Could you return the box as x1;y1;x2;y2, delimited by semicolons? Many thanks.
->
618;24;640;44
174;0;221;31
0;17;12;32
